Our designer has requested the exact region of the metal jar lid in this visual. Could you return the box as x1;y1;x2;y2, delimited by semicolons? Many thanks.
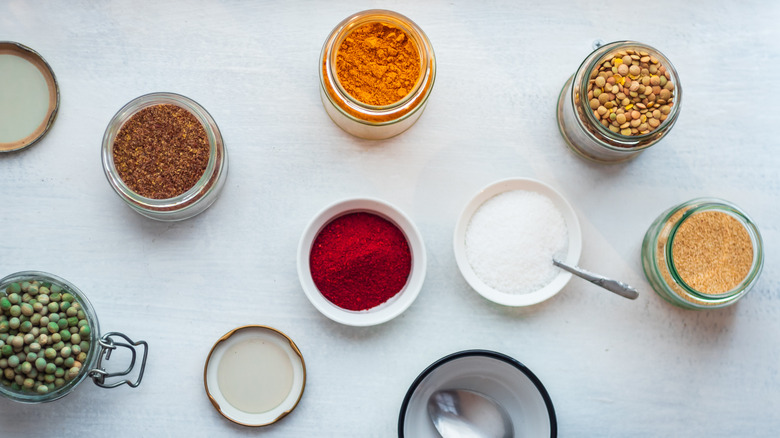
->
0;42;60;152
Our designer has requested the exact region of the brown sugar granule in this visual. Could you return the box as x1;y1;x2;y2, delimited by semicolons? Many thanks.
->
113;104;209;199
671;211;753;294
336;22;421;106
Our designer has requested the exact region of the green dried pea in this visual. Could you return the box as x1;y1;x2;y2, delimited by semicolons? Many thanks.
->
1;278;93;395
20;303;33;317
47;322;59;334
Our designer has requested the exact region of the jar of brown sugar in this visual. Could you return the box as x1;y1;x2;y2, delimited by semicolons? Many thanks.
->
319;10;436;140
101;92;228;221
641;198;764;310
557;41;682;163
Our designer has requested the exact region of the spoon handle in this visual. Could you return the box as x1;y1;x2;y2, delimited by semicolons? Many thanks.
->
553;259;639;300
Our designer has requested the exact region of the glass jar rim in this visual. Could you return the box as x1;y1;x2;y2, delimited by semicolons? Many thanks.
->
0;270;101;403
101;92;223;212
332;13;424;109
576;41;683;149
320;9;436;126
662;199;764;301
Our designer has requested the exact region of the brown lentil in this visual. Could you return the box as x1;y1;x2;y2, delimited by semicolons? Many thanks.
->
671;211;753;294
586;49;675;137
112;104;209;199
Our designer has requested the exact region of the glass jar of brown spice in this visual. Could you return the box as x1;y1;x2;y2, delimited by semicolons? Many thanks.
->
101;92;228;221
641;198;764;310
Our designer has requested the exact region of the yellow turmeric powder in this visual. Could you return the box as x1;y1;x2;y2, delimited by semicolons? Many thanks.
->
335;22;421;106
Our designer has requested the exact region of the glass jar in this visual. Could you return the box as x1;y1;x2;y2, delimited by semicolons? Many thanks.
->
319;10;436;140
557;41;682;163
0;271;148;403
641;199;764;310
101;92;228;221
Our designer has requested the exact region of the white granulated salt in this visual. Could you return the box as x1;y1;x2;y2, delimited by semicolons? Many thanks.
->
465;189;568;294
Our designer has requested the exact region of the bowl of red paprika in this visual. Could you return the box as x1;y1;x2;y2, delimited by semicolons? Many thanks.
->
297;198;426;326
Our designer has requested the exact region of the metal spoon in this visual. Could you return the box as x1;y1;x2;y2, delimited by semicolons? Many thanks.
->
427;389;514;438
552;258;638;300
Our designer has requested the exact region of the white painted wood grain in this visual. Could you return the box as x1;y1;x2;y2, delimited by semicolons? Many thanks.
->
1;1;778;436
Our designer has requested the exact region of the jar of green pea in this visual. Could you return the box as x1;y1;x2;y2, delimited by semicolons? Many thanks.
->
0;271;148;403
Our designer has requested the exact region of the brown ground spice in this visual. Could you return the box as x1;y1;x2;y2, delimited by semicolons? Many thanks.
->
671;211;753;294
113;104;209;199
336;22;421;106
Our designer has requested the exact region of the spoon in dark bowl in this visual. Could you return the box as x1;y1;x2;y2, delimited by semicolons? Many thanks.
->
427;389;514;438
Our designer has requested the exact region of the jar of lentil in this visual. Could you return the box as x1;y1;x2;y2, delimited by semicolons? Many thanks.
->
319;10;436;140
557;41;682;163
101;92;228;221
641;199;764;310
0;271;148;403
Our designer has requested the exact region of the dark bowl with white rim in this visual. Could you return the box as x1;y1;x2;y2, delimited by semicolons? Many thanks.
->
398;350;557;437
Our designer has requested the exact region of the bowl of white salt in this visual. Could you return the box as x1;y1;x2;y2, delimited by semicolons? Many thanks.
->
453;178;582;306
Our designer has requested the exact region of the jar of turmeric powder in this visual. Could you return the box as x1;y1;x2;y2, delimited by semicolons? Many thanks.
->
557;41;682;163
641;198;764;309
319;10;436;140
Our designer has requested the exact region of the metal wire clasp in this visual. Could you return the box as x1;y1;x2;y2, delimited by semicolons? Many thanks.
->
88;332;149;389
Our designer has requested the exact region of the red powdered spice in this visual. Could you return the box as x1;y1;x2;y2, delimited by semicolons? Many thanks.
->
309;212;412;311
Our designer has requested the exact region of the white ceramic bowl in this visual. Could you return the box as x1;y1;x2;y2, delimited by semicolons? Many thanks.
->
453;177;582;306
203;325;306;427
398;350;557;437
297;198;427;326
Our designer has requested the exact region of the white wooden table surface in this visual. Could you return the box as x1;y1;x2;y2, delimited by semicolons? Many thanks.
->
1;1;778;436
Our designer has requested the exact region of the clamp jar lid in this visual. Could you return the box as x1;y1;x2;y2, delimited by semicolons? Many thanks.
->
0;271;148;403
319;9;436;140
0;42;59;152
641;198;764;309
101;92;229;221
204;325;306;427
557;40;682;163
